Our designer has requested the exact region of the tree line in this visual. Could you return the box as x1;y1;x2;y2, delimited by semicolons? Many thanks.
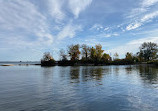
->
41;42;158;66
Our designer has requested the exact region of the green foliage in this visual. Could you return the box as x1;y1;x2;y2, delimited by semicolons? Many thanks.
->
101;53;111;62
125;52;134;63
89;44;104;62
139;42;158;61
125;52;133;60
95;44;104;61
90;47;96;61
132;55;140;63
147;60;158;65
41;42;158;66
81;44;90;61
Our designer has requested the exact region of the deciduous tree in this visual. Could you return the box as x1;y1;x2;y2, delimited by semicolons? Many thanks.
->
68;44;81;61
81;44;90;61
90;47;96;61
102;53;111;62
139;42;158;61
95;44;104;61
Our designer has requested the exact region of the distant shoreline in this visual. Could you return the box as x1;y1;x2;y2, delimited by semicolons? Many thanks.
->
1;62;156;66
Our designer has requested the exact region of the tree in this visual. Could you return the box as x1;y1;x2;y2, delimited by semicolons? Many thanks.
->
59;49;67;61
41;52;55;66
102;53;111;62
41;52;54;61
136;51;144;62
90;47;96;61
81;44;90;61
139;42;158;61
125;52;133;61
68;44;81;61
125;52;134;64
95;44;104;61
132;53;140;62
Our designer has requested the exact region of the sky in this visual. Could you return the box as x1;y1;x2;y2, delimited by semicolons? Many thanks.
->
0;0;158;61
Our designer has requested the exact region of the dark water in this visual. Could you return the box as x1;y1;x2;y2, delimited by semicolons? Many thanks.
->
0;65;158;111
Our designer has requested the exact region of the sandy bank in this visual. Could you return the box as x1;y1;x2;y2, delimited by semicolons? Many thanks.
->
0;64;14;66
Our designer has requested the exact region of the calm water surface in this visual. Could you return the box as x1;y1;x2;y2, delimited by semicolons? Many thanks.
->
0;65;158;111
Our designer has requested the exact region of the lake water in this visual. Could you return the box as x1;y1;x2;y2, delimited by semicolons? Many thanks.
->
0;65;158;111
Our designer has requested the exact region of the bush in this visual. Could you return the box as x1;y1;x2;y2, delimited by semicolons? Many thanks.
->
41;52;55;66
41;59;55;66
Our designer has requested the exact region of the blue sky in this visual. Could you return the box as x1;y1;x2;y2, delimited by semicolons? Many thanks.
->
0;0;158;61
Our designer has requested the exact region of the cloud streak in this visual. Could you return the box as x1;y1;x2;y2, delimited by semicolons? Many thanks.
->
0;0;54;47
125;0;158;31
68;0;92;18
57;23;82;40
141;0;158;7
47;0;65;22
126;11;158;30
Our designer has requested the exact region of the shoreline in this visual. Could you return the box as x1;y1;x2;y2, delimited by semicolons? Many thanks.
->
0;63;156;66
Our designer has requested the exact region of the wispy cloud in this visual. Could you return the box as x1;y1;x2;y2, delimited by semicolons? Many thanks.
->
47;0;65;22
126;23;142;31
141;0;158;7
126;11;158;30
0;0;54;47
125;0;158;31
57;23;82;40
68;0;92;18
90;24;103;31
141;11;158;22
103;33;119;38
128;36;158;45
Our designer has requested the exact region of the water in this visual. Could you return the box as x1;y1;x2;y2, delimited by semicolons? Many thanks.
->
0;61;40;65
0;65;158;111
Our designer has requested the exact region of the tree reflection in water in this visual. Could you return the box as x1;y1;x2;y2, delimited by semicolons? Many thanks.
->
70;67;80;83
89;68;103;80
81;66;111;82
68;66;112;83
137;65;158;84
125;66;133;74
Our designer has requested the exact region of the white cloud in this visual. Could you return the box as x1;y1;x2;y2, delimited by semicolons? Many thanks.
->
126;23;142;31
104;33;119;38
104;27;110;31
90;24;103;30
90;24;111;32
127;8;147;19
141;11;158;22
68;0;92;18
57;23;82;40
142;0;158;7
125;0;158;31
0;0;54;47
47;0;65;22
83;39;110;47
128;36;158;45
126;11;158;31
36;32;54;45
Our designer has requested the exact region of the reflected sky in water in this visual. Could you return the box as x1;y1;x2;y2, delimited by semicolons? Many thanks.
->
0;65;158;111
